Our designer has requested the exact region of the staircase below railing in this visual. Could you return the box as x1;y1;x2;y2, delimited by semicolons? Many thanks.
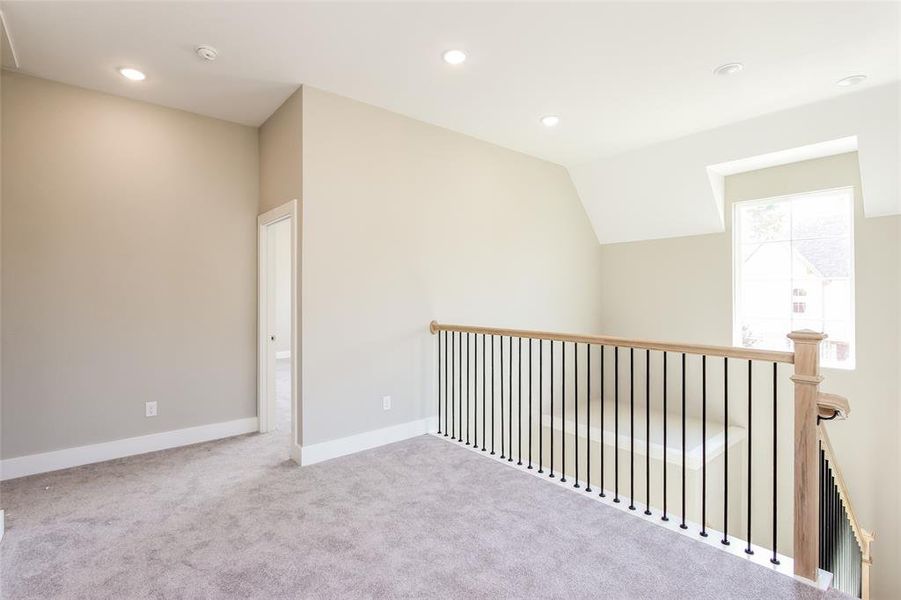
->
819;423;874;599
429;320;872;595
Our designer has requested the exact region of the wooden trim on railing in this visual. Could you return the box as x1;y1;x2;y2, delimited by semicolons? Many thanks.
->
818;424;874;599
428;321;795;363
817;392;850;421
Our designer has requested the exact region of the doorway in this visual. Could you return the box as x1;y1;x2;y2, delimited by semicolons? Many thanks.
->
258;200;299;460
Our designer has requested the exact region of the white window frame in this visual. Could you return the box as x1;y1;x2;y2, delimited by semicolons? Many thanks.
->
732;186;856;370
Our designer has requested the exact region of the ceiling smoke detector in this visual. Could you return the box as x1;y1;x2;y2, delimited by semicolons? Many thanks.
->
195;45;218;61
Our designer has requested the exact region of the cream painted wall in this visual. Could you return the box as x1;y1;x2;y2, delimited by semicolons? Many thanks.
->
259;88;302;215
258;86;303;447
0;72;260;458
597;152;899;599
301;86;603;446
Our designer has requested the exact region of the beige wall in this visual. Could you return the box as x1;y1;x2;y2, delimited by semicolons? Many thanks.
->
597;152;899;599
0;72;260;458
259;88;302;215
258;87;303;446
300;86;604;446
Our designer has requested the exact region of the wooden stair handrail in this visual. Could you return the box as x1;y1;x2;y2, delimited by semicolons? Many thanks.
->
428;321;795;363
818;392;850;421
818;424;874;599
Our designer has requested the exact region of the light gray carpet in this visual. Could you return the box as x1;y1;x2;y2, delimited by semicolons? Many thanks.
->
2;413;848;598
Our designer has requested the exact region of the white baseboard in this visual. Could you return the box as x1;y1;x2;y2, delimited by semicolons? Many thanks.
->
275;350;291;359
289;442;302;464
300;416;437;466
0;417;259;481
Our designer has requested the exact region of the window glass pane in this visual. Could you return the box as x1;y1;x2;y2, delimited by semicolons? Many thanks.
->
822;320;852;343
741;279;790;319
741;242;791;280
740;202;790;243
792;238;851;278
821;321;853;368
790;279;821;319
734;188;854;369
738;318;792;351
822;279;851;321
791;191;851;239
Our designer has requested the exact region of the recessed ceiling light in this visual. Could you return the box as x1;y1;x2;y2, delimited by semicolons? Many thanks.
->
540;115;560;128
713;63;744;76
836;74;867;87
442;49;467;65
118;67;146;81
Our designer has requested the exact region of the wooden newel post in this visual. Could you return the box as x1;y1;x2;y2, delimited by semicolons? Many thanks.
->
788;330;826;581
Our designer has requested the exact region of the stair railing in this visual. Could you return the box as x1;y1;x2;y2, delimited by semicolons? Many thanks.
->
818;421;874;598
429;321;868;591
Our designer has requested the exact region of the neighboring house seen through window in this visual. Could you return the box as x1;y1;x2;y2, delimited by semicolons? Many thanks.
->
733;187;855;369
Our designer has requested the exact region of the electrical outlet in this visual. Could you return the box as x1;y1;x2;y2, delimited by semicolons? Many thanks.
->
145;401;158;417
382;396;391;411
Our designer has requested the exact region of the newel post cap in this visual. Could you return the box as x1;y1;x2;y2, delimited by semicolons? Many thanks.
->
429;320;439;335
787;329;828;344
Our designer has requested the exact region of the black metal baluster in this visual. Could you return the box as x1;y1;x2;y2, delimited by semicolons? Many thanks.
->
491;336;496;455
473;333;478;448
528;338;533;469
517;336;522;466
466;331;470;446
500;336;506;459
680;352;687;530
482;335;486;452
662;352;669;521
550;340;555;478
600;345;606;498
819;446;826;569
561;342;567;483
701;355;708;537
629;347;635;510
458;332;463;442
574;343;580;488
645;349;651;515
508;335;513;463
586;344;592;493
451;332;456;440
771;362;779;564
444;332;449;437
722;357;729;545
746;359;754;555
437;331;442;434
539;340;544;473
827;457;833;572
614;346;620;503
471;333;476;447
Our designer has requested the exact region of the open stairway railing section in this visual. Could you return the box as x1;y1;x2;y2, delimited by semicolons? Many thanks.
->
429;321;873;597
819;422;874;598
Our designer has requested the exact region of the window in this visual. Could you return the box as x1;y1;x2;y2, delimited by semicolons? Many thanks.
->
733;187;854;369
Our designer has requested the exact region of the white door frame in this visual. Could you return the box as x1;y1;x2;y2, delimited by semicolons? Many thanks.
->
258;199;300;462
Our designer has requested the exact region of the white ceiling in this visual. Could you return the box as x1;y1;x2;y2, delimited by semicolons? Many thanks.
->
570;82;899;243
1;2;898;167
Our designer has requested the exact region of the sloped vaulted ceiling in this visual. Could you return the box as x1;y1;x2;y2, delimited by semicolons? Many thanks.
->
569;83;900;245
